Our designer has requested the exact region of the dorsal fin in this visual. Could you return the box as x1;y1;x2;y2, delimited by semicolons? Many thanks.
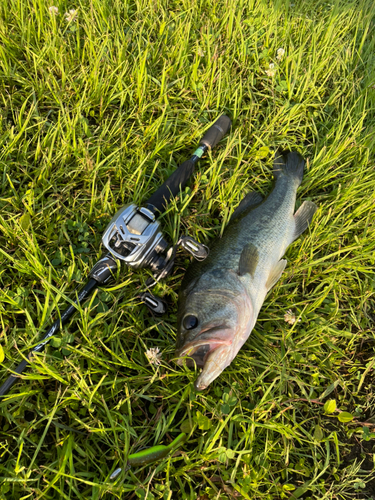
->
238;243;259;277
265;259;287;290
231;192;263;221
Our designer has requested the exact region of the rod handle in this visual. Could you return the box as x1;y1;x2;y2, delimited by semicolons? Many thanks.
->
146;115;231;212
146;159;195;212
199;115;232;149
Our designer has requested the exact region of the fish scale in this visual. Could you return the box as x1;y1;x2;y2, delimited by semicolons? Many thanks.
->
176;152;317;390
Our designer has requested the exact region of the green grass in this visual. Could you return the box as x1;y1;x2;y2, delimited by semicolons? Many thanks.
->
1;0;375;498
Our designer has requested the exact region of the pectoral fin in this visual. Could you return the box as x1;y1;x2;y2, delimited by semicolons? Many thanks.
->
293;201;317;240
231;192;263;221
265;259;287;290
238;243;259;277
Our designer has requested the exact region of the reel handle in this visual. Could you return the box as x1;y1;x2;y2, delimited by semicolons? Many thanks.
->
146;115;231;213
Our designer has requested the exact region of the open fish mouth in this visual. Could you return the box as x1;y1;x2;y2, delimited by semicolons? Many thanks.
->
176;337;232;368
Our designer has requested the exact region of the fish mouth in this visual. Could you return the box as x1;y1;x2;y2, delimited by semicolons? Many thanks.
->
176;326;232;368
176;339;230;368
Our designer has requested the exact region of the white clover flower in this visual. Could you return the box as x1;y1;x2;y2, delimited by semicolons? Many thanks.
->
276;48;285;61
49;6;58;15
197;46;205;57
65;9;78;22
284;309;301;325
145;347;162;365
265;63;276;77
284;309;296;325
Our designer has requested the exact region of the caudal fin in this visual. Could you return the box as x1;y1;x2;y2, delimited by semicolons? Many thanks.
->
273;151;305;186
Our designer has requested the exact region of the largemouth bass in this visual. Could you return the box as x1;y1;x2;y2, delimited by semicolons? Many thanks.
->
176;152;317;390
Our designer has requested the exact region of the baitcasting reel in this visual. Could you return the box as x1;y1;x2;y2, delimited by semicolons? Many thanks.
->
91;203;209;313
103;204;169;271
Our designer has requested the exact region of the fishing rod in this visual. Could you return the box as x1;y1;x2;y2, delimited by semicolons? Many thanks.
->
0;115;232;397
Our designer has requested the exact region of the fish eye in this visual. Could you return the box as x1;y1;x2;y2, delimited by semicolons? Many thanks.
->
183;315;198;330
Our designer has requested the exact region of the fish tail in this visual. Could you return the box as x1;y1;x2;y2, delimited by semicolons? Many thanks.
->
273;151;305;186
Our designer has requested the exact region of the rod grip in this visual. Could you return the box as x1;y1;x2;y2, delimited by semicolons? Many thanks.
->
199;115;232;149
146;159;195;213
146;115;231;213
0;358;29;397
